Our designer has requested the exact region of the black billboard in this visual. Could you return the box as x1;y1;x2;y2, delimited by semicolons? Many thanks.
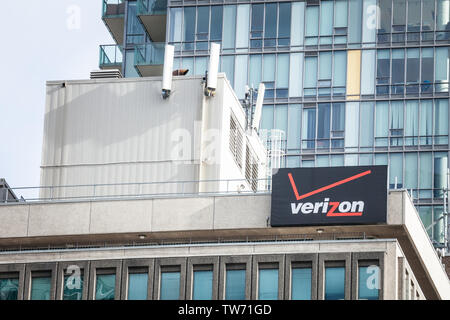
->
271;166;388;227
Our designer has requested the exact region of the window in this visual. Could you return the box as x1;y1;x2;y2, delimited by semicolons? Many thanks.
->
392;49;405;94
406;49;420;92
193;269;213;300
95;273;115;300
389;153;403;188
302;107;316;149
434;153;449;197
419;100;433;145
0;276;19;300
31;274;51;300
196;6;210;50
169;8;182;43
258;268;278;300
405;153;418;192
278;3;291;46
291;267;312;300
291;2;305;46
183;7;195;50
225;268;246;300
320;1;333;45
63;270;83;300
210;6;223;41
305;5;319;45
348;0;362;44
236;4;250;49
360;102;374;147
376;50;390;94
160;270;181;300
435;47;449;92
419;206;433;237
419;152;432;198
264;3;276;47
390;101;404;146
375;102;389;146
223;5;236;49
405;100;419;145
324;266;345;300
421;48;434;93
128;272;148;300
358;265;380;300
434;99;449;144
377;0;392;41
126;1;145;44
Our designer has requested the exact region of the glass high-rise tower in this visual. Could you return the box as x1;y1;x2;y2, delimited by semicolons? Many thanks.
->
99;0;450;246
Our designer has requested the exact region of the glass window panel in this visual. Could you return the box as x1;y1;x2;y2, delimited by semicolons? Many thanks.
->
406;49;420;84
193;270;213;300
434;153;448;197
234;55;248;99
223;6;237;49
348;0;363;43
264;3;277;39
419;206;433;237
252;3;264;43
435;99;449;138
288;104;301;149
332;103;345;132
0;278;19;300
125;50;139;78
302;108;316;149
405;153;418;190
405;100;419;145
407;0;421;31
375;153;388;165
289;53;303;97
184;7;196;43
422;0;435;31
249;55;262;88
361;50;375;94
225;269;246;300
319;52;332;80
211;6;223;41
258;269;278;300
377;50;390;85
291;268;312;300
318;104;331;149
359;154;373;165
345;102;360;148
434;206;446;244
277;54;289;88
287;156;300;167
360;102;374;147
435;48;449;89
362;0;377;43
278;3;291;39
291;2;305;46
261;105;274;131
393;0;406;27
317;155;330;167
390;101;404;130
221;55;235;86
392;49;405;85
31;276;51;300
419;100;433;145
236;5;250;48
331;155;344;166
333;51;347;87
126;2;145;44
335;0;348;28
304;57;318;88
306;6;319;37
95;274;115;300
345;154;358;166
358;266;379;300
197;6;210;40
195;57;207;76
128;273;148;300
419;152;432;197
263;54;276;82
437;0;450;31
375;102;389;146
63;274;83;300
378;0;392;33
390;153;403;188
320;1;334;36
160;272;180;300
170;8;183;42
325;267;345;300
275;105;288;134
421;48;434;85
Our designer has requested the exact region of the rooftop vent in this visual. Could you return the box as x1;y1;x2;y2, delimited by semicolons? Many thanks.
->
90;69;123;80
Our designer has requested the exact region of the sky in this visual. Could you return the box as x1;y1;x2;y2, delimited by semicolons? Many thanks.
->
0;1;113;194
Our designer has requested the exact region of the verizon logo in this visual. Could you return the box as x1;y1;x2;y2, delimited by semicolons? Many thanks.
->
288;170;371;218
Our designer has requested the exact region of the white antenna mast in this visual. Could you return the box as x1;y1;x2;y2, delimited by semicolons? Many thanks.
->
162;44;175;99
252;83;265;132
204;43;220;97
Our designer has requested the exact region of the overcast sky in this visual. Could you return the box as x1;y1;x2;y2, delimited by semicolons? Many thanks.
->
0;1;113;193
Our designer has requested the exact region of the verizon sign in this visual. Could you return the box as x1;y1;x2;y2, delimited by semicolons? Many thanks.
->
270;166;388;227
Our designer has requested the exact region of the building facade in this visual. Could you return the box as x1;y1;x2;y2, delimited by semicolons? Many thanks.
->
99;0;450;248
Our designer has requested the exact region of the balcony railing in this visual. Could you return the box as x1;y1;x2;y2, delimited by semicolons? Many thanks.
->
99;45;123;69
137;0;167;16
134;43;165;66
102;0;126;18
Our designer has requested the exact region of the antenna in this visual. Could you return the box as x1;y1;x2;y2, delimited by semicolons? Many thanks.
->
162;44;175;99
204;43;220;97
252;83;265;131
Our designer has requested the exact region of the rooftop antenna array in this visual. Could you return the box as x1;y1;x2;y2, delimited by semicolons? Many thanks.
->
162;44;175;99
204;43;220;97
243;83;265;133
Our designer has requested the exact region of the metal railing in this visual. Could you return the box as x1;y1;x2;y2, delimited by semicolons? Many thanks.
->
137;0;167;16
1;178;271;204
99;44;123;68
134;42;165;66
102;0;125;18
